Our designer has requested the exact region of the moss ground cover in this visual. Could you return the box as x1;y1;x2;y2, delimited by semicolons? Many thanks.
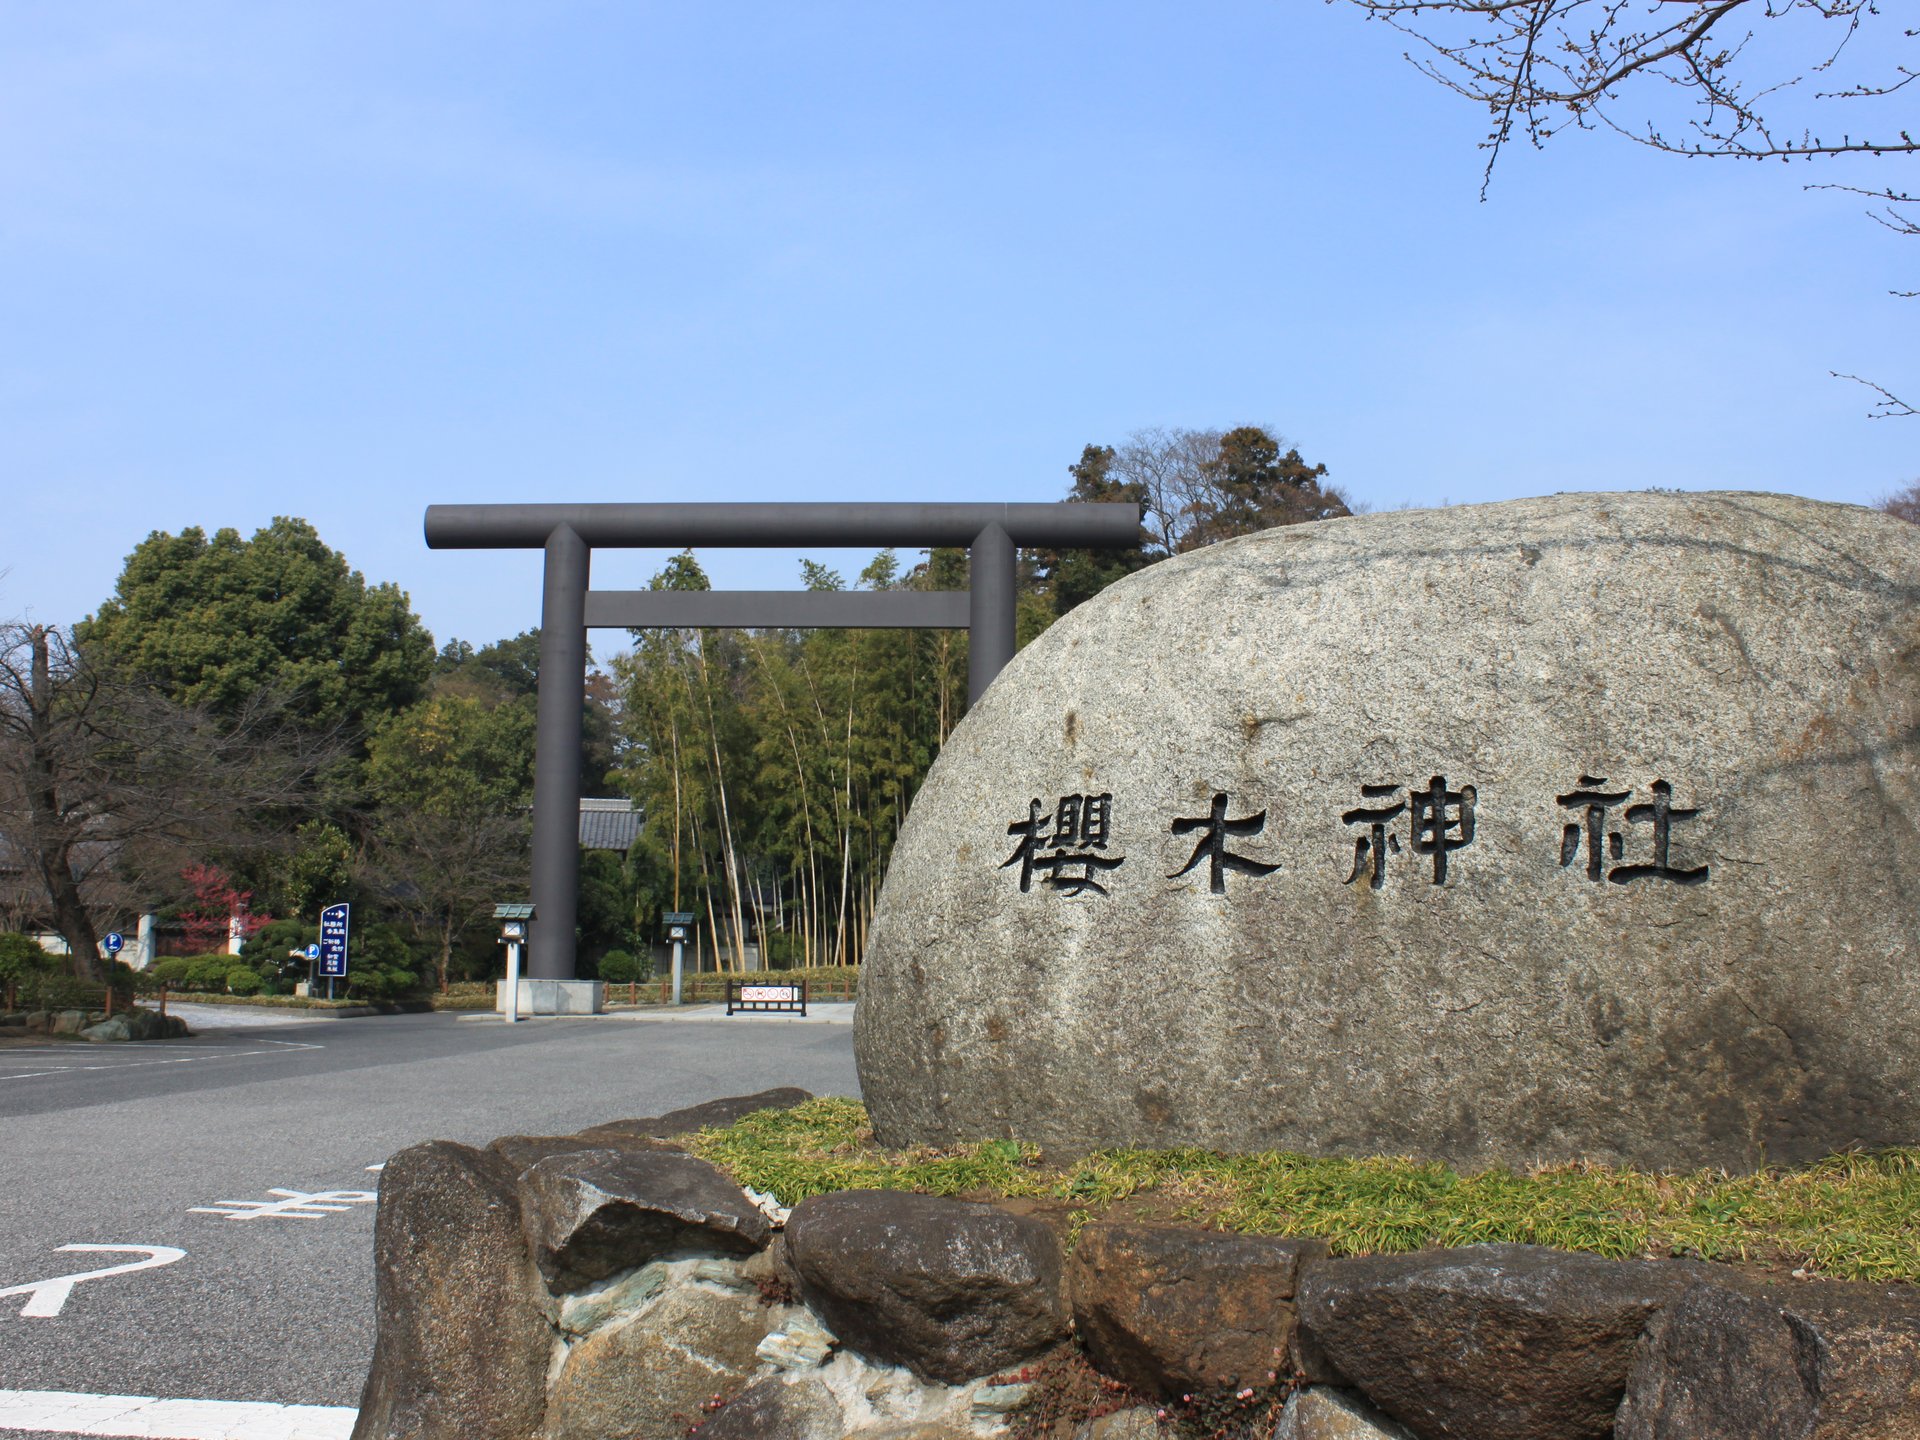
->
690;1098;1920;1283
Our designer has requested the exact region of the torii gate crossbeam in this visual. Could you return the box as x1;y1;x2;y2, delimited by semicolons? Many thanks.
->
424;501;1138;982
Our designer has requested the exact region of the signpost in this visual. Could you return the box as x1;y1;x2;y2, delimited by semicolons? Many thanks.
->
102;933;123;958
318;904;349;1000
664;912;694;1006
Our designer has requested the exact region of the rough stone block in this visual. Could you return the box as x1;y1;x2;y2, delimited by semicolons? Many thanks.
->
350;1141;550;1440
784;1189;1069;1384
1275;1387;1420;1440
517;1147;768;1290
537;1284;774;1440
694;1374;845;1440
576;1086;813;1141
1297;1243;1704;1440
1616;1278;1920;1439
1069;1221;1327;1394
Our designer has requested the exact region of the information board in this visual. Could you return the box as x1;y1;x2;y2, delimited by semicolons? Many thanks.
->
319;904;350;978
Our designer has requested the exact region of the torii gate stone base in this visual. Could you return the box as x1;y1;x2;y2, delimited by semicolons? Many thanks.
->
425;501;1138;1012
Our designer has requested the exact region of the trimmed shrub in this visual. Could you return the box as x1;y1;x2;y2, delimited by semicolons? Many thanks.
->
186;953;236;991
597;949;642;984
346;965;415;1000
36;976;98;1010
0;932;57;982
242;918;314;966
147;956;195;988
225;965;264;996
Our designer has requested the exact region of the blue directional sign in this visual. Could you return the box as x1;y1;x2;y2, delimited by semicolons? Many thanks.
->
318;904;350;978
103;932;123;955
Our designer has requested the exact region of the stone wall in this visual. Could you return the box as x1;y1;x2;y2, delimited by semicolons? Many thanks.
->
0;1005;188;1041
352;1093;1920;1440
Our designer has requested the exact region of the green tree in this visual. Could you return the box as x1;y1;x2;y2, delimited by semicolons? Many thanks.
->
1185;426;1348;547
79;517;435;735
1033;426;1349;618
276;820;354;920
576;850;634;969
434;628;620;794
1030;444;1154;618
611;545;965;974
0;933;57;1008
364;692;534;991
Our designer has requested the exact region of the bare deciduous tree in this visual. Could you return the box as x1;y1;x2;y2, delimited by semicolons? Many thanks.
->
1336;0;1916;415
365;807;529;995
1339;1;1914;173
1107;425;1354;555
0;623;333;979
1875;480;1920;522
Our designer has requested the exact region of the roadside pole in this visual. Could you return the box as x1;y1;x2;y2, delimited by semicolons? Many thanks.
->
494;904;535;1024
505;933;522;1024
665;912;693;1007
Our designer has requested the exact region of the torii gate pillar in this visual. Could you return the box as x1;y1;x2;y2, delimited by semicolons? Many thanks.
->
425;502;1139;981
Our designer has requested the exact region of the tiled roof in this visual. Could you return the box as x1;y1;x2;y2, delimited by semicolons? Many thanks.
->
579;798;642;851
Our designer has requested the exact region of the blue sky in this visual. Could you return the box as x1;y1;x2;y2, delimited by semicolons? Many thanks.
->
3;3;1912;650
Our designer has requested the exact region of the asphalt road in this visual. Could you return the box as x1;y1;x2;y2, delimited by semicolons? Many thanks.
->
0;1003;859;1433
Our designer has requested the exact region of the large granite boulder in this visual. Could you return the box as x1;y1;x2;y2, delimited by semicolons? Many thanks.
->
1068;1222;1327;1394
856;491;1920;1171
1296;1243;1705;1440
783;1189;1070;1383
351;1141;551;1440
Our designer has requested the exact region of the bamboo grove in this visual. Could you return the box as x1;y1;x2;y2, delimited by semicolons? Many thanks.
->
612;546;994;972
607;424;1355;973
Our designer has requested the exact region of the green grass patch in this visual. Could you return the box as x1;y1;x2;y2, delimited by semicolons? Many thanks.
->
153;991;371;1010
429;982;498;1010
689;1098;1920;1283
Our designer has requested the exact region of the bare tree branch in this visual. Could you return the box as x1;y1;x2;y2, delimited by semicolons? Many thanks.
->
1336;0;1915;415
1339;0;1916;178
1831;371;1919;419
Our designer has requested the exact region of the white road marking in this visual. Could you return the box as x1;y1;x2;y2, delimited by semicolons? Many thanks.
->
187;1189;376;1222
363;1164;382;1173
0;1388;355;1438
0;1247;187;1319
0;1042;322;1083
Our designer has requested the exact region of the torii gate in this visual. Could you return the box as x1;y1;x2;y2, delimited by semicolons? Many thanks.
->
424;502;1139;983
